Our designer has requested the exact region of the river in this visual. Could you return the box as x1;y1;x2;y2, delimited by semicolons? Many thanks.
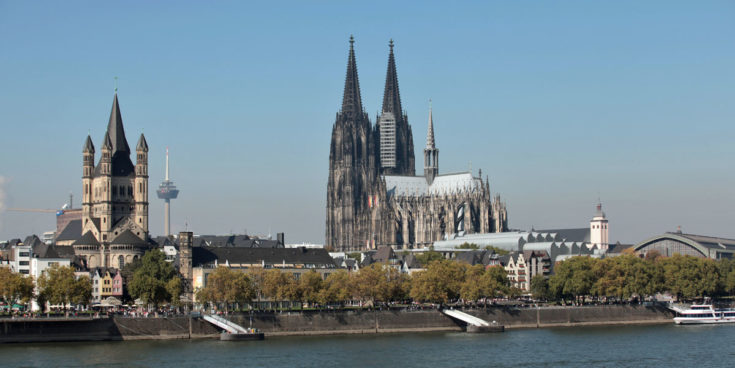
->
2;324;734;367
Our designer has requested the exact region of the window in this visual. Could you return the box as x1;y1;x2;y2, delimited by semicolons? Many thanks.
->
20;270;29;274
19;261;29;266
19;252;29;257
118;255;125;269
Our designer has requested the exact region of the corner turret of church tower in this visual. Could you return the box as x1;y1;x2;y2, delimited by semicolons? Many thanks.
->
135;134;149;234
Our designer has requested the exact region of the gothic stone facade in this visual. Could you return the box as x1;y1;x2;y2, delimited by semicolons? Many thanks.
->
74;93;152;269
326;38;508;252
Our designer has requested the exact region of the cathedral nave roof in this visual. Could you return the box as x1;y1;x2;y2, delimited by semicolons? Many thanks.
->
384;172;483;197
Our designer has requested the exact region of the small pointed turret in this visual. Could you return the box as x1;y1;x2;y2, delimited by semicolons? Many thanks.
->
426;102;436;149
423;102;439;185
83;135;95;153
341;35;363;116
136;133;148;152
102;132;113;151
381;39;402;116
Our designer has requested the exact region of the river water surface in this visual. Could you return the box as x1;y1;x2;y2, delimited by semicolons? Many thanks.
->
3;324;734;367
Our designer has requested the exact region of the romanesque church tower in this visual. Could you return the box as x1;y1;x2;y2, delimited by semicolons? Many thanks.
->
326;37;385;251
377;40;415;176
76;92;151;269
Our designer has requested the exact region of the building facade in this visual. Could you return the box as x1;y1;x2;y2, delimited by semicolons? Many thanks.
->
326;37;508;252
73;93;153;269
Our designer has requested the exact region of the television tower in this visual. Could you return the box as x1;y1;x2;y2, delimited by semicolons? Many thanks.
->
156;148;179;236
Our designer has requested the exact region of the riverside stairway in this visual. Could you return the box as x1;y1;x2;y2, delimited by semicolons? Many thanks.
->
201;314;264;341
440;309;504;333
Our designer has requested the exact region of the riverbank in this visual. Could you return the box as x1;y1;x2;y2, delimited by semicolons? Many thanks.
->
0;305;674;343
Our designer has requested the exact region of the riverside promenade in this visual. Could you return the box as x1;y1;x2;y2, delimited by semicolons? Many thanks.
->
0;305;674;343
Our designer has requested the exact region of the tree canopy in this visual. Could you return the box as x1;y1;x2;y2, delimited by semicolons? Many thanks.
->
128;250;181;307
37;264;91;311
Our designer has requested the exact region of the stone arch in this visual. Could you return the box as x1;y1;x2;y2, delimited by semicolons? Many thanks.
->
88;255;98;269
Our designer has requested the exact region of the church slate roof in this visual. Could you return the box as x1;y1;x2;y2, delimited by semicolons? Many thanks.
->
136;133;148;152
83;135;95;153
384;172;483;197
23;235;45;248
32;243;76;259
95;94;135;177
56;219;82;241
192;247;336;268
112;230;148;246
73;231;101;246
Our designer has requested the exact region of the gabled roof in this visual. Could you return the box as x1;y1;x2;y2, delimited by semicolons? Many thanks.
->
112;230;147;246
56;219;82;241
373;246;396;263
192;247;336;268
23;234;45;248
73;231;100;246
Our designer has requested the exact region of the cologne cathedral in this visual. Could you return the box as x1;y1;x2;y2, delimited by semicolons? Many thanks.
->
326;37;508;252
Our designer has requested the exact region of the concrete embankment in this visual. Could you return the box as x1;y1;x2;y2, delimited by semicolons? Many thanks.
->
0;305;674;343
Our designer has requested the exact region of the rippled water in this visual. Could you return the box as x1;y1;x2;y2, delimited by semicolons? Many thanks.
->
3;324;735;367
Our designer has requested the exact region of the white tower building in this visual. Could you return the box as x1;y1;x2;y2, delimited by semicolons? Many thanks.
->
590;202;609;251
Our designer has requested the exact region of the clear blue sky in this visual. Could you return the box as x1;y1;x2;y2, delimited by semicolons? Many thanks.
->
1;0;734;244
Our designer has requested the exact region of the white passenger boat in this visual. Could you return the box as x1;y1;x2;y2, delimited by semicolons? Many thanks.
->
673;304;735;325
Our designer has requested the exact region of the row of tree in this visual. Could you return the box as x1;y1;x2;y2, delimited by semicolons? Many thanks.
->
195;259;513;309
0;250;182;311
0;265;92;312
532;253;735;302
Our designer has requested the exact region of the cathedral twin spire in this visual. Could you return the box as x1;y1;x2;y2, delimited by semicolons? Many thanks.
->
381;39;402;117
341;35;363;116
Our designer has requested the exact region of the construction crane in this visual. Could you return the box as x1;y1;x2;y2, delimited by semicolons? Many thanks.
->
7;194;73;216
7;208;58;213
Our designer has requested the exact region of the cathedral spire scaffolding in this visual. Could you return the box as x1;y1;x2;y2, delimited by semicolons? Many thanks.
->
381;39;402;116
377;39;415;175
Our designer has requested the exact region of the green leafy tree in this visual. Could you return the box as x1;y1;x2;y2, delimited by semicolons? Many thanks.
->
37;265;91;311
297;270;324;306
549;256;597;303
196;266;255;311
128;250;180;307
456;242;479;250
460;264;509;302
351;263;389;305
318;269;353;305
410;259;466;304
259;269;297;302
0;267;34;308
530;275;551;301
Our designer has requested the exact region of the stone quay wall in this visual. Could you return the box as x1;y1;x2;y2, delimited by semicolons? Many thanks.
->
0;305;674;343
